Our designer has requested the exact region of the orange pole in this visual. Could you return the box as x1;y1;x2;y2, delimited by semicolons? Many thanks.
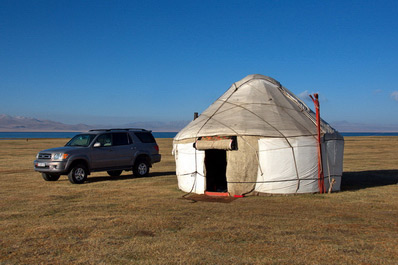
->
310;93;325;193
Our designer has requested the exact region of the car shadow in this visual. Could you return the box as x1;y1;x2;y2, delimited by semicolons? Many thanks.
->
341;170;398;191
86;171;176;183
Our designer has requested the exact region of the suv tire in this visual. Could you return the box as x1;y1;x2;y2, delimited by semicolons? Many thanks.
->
107;170;123;177
133;159;149;177
68;164;88;184
42;173;60;181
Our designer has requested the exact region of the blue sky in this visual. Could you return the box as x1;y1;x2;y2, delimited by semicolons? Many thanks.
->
1;0;398;130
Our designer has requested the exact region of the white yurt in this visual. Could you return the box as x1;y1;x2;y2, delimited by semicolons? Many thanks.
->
173;74;344;196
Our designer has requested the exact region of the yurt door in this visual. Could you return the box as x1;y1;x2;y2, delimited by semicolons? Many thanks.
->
204;150;227;192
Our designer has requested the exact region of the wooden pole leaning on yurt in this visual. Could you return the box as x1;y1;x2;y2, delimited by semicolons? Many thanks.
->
310;93;325;193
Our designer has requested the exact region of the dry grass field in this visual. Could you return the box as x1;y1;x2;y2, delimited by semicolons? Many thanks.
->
0;137;397;264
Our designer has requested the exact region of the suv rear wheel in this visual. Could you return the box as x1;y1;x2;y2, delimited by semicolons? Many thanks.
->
107;170;123;177
68;164;88;184
133;159;149;177
42;173;60;181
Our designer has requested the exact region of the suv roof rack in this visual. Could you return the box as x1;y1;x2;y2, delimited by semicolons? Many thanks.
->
89;128;150;132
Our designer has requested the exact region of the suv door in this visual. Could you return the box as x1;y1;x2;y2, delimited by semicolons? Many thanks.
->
90;133;114;170
111;132;136;167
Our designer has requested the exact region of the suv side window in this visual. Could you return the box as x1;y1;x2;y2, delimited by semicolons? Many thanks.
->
134;132;155;143
96;133;112;147
112;132;130;146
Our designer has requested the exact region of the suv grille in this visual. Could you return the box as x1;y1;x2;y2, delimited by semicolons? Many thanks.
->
38;153;52;159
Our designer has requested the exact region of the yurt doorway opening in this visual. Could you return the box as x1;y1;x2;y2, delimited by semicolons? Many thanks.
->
205;150;227;192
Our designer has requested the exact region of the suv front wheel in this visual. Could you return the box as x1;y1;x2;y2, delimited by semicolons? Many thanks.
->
68;164;88;184
133;159;149;177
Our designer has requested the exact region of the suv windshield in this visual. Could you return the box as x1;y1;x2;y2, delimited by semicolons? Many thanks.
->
66;134;96;147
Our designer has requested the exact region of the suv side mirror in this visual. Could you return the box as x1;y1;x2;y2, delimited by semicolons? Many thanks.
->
93;142;101;148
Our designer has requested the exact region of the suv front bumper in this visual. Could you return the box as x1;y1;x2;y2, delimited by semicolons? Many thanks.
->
34;160;69;174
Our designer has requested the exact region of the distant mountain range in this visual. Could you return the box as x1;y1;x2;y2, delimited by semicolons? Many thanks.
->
0;114;189;132
1;114;397;133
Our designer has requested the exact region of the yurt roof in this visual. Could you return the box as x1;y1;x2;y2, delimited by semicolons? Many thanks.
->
175;74;341;141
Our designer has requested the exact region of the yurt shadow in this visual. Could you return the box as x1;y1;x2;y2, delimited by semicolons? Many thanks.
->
341;170;398;191
86;174;132;183
86;171;175;183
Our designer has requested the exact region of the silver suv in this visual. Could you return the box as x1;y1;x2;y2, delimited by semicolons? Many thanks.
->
34;129;161;184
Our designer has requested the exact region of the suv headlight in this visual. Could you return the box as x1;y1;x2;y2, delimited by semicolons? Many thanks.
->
53;153;69;161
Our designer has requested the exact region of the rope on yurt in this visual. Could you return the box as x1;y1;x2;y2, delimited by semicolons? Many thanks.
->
228;177;321;184
229;176;321;195
173;138;203;201
324;139;332;192
283;138;301;193
276;84;310;113
242;186;256;196
181;145;205;202
181;172;198;203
